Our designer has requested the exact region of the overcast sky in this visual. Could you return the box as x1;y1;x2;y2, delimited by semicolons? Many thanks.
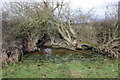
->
0;0;119;19
1;0;118;8
70;0;118;9
70;0;119;19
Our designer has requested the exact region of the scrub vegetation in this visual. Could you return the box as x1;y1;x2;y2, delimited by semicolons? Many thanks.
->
1;0;119;79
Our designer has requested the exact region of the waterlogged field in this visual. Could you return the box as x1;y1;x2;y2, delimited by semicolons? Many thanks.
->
2;50;119;78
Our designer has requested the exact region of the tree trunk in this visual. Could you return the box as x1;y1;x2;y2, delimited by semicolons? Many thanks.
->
95;38;120;59
27;38;38;52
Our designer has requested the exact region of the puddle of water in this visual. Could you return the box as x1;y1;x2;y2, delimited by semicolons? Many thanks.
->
3;48;118;78
24;48;117;64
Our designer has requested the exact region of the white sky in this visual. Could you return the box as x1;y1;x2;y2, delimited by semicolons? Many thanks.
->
70;0;118;9
69;0;119;19
0;0;119;19
1;0;119;8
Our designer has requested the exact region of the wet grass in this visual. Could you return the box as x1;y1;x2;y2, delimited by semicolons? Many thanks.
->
2;50;119;78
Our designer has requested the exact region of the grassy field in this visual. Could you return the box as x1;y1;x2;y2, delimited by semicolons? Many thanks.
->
2;50;119;78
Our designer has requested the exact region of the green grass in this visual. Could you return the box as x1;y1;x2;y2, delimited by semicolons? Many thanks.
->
0;71;1;76
2;51;119;78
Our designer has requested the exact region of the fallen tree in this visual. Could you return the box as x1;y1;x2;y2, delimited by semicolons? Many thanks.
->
95;38;120;59
1;1;119;66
